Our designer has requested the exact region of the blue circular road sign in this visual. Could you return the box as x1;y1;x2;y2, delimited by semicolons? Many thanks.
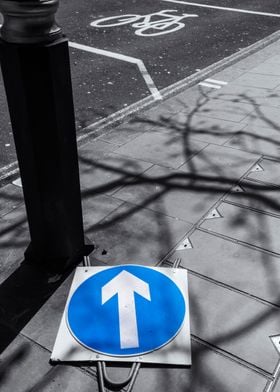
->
67;265;186;356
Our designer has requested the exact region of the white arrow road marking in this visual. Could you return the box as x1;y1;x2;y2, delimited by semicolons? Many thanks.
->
102;270;151;349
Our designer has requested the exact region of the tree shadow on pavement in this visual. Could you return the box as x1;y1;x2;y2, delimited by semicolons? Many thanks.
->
1;86;280;390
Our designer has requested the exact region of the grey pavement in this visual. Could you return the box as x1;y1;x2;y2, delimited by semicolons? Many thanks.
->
1;38;280;392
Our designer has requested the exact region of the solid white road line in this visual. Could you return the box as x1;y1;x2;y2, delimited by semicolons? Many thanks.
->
162;0;280;18
69;41;162;101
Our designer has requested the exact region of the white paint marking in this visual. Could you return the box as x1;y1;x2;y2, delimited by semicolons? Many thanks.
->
206;78;228;85
199;78;228;89
12;178;22;188
102;270;151;349
199;82;221;89
162;0;280;18
69;42;162;101
91;10;198;37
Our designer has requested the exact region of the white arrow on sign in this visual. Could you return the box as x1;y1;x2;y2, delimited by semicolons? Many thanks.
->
102;270;151;349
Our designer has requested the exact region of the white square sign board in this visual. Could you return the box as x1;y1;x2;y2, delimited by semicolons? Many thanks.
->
51;265;191;365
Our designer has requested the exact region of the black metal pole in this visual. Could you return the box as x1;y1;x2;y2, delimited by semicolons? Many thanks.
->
0;0;92;272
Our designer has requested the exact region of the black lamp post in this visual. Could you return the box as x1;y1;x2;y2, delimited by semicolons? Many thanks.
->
0;0;92;272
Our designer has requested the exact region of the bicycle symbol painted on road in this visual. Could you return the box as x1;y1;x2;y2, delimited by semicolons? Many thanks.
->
90;9;198;37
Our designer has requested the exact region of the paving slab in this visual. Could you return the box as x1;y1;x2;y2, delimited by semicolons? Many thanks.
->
257;91;280;108
22;274;74;352
98;121;144;146
226;179;280;216
140;104;177;123
249;60;280;76
167;112;246;145
30;365;98;392
264;54;280;65
212;65;249;83
113;130;207;169
273;377;280;392
211;84;280;107
246;158;280;186
201;202;280;255
170;229;280;306
225;125;280;158
85;202;192;265
79;139;118;161
0;184;24;218
214;86;265;106
150;99;186;117
0;218;29;284
80;152;153;195
242;105;280;128
191;99;254;123
179;144;258;182
131;341;267;392
0;333;97;392
188;274;280;374
0;334;51;392
168;84;213;111
82;193;124;229
113;164;226;224
234;72;280;90
173;98;255;123
0;203;27;225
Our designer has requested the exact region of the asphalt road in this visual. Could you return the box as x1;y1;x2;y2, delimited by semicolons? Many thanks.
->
1;0;280;173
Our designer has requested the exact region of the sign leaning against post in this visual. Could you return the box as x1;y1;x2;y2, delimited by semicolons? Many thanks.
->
51;265;192;366
0;0;92;271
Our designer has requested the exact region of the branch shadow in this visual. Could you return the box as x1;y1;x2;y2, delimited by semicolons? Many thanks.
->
1;85;280;390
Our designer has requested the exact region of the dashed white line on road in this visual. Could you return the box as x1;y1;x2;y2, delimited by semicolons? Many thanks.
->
206;78;227;85
199;82;222;89
162;0;280;18
199;78;228;89
69;42;162;101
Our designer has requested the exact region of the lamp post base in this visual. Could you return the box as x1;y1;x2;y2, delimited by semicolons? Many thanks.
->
0;37;88;272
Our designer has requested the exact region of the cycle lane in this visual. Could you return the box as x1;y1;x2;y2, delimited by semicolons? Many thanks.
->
57;0;280;89
56;0;280;114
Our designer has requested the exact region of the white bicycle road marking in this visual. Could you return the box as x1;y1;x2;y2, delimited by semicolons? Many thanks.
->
162;0;280;18
69;42;162;100
90;9;198;37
